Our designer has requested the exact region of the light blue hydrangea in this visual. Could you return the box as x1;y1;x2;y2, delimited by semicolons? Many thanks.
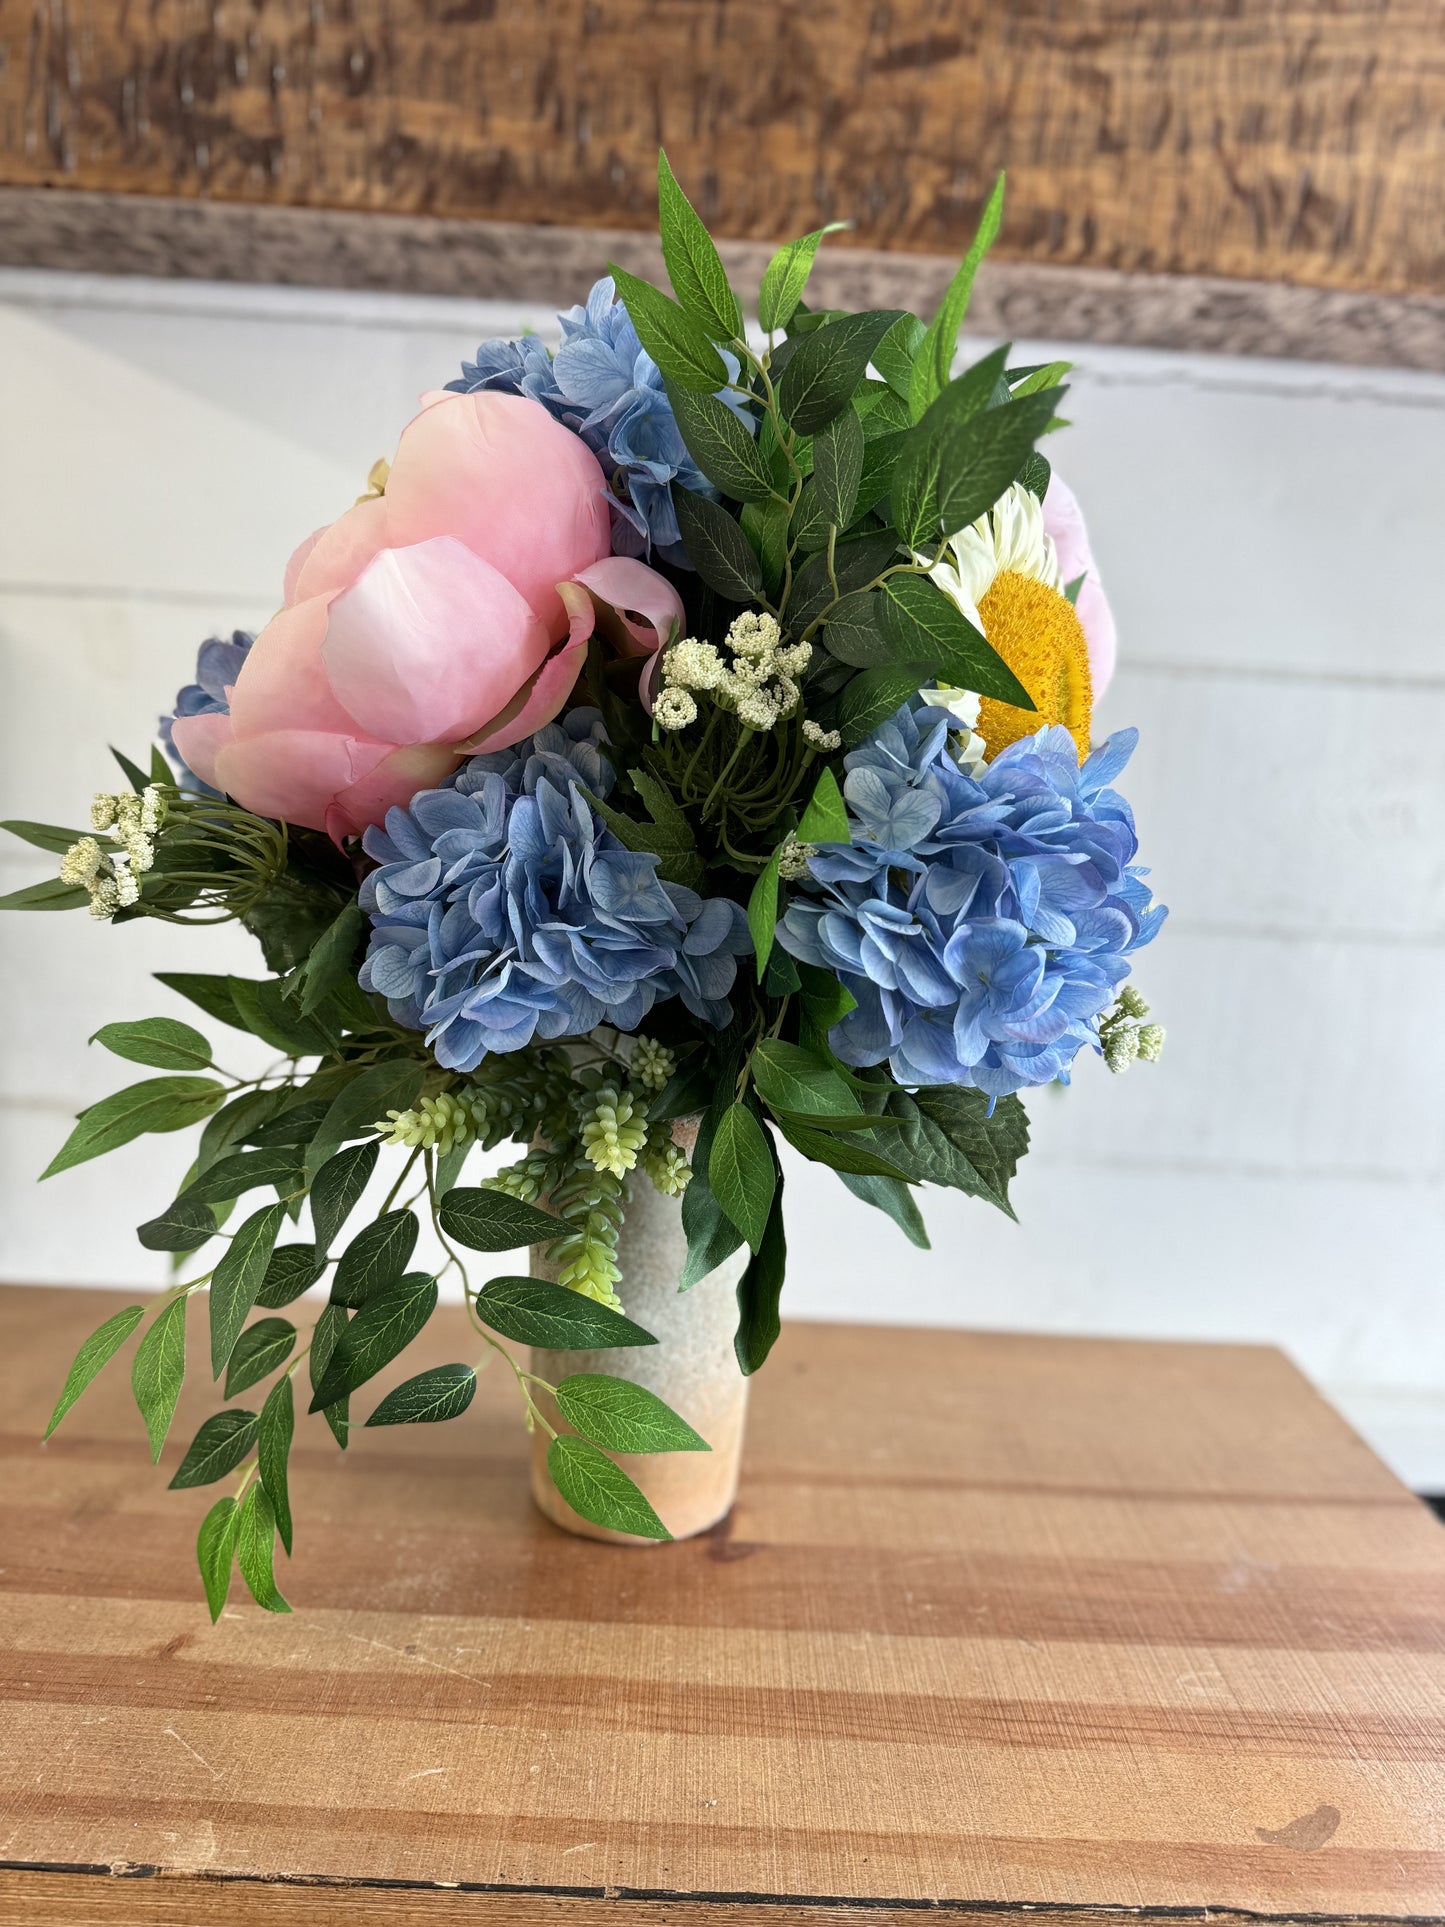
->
447;277;752;566
158;631;253;793
358;710;753;1070
777;702;1166;1096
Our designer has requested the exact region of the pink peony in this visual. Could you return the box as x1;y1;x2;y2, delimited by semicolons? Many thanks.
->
1043;473;1116;697
173;391;683;838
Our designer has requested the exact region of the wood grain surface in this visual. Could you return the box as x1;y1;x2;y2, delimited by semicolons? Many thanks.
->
2;1282;1444;1925
0;1;1442;298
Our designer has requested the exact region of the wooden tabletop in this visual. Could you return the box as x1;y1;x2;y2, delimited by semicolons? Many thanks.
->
1;1283;1442;1927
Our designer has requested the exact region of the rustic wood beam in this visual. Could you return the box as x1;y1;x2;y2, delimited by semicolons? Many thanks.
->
2;188;1442;371
1;0;1441;302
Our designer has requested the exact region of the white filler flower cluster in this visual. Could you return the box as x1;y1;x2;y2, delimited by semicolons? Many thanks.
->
60;786;167;918
656;611;834;739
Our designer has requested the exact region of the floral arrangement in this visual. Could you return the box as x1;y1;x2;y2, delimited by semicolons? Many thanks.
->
3;157;1164;1608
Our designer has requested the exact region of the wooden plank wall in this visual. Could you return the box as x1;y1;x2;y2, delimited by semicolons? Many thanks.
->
0;0;1441;298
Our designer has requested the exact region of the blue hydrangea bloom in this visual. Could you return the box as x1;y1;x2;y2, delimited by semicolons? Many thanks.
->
447;277;753;567
158;631;254;793
358;709;753;1070
778;702;1166;1096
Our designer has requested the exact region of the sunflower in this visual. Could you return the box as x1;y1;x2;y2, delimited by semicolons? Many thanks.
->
928;483;1093;763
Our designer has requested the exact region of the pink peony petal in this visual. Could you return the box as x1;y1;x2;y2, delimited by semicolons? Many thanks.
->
325;741;462;842
283;527;324;607
570;554;684;715
225;596;356;741
322;536;553;745
169;712;235;792
287;494;393;607
382;392;611;632
213;729;397;832
1044;472;1117;698
453;581;595;754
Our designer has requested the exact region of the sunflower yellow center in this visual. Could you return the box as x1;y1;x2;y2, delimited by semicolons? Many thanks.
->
975;570;1093;762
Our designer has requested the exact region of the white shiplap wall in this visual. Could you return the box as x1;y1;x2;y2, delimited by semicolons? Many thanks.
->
2;270;1442;1484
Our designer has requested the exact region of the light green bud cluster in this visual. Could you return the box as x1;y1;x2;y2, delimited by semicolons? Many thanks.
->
1100;986;1165;1074
656;611;816;735
776;835;816;881
641;1123;692;1198
579;1085;648;1179
545;1167;626;1308
483;1150;553;1204
628;1035;675;1093
374;1090;480;1154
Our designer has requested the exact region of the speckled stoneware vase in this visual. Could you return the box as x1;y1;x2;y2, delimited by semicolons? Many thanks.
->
528;1125;750;1545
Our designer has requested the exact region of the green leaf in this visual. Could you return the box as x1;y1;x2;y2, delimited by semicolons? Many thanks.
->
110;744;150;793
835;665;931;748
878;574;1034;708
309;1302;350;1448
795;766;850;845
291;900;367;1018
236;1483;290;1613
258;1375;295;1554
2;819;110;856
820;591;893;667
304;1060;425;1180
330;1209;419;1310
872;313;925;398
838;1170;931;1249
746;853;780;982
935;388;1064;538
911;172;1005;418
741;494;790;597
777;309;907;436
785;528;900;632
309;1270;437;1410
665;386;773;503
42;1076;226;1179
787;476;834;555
709;1103;776;1253
223;1317;297;1398
771;1113;914;1179
607;262;728;392
44;1304;144;1439
750;1039;858;1118
136;1195;219;1254
798;962;857;1034
433;1137;472;1198
196;1497;239;1623
475;1276;658;1351
546;1434;671;1540
1017;449;1051;501
367;1363;477;1427
672;490;764;603
308;1139;379;1258
556;1373;708;1454
182;1147;302;1208
168;1408;260;1489
735;1172;786;1375
438;1188;563;1253
657;149;743;340
1010;358;1072;397
884;1086;1029;1213
131;1294;188;1462
256;1242;322;1309
811;408;865;530
90;1017;212;1072
228;977;335;1059
154;971;250;1033
197;1088;289;1175
756;222;848;332
680;1088;746;1290
0;878;90;912
210;1203;284;1378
